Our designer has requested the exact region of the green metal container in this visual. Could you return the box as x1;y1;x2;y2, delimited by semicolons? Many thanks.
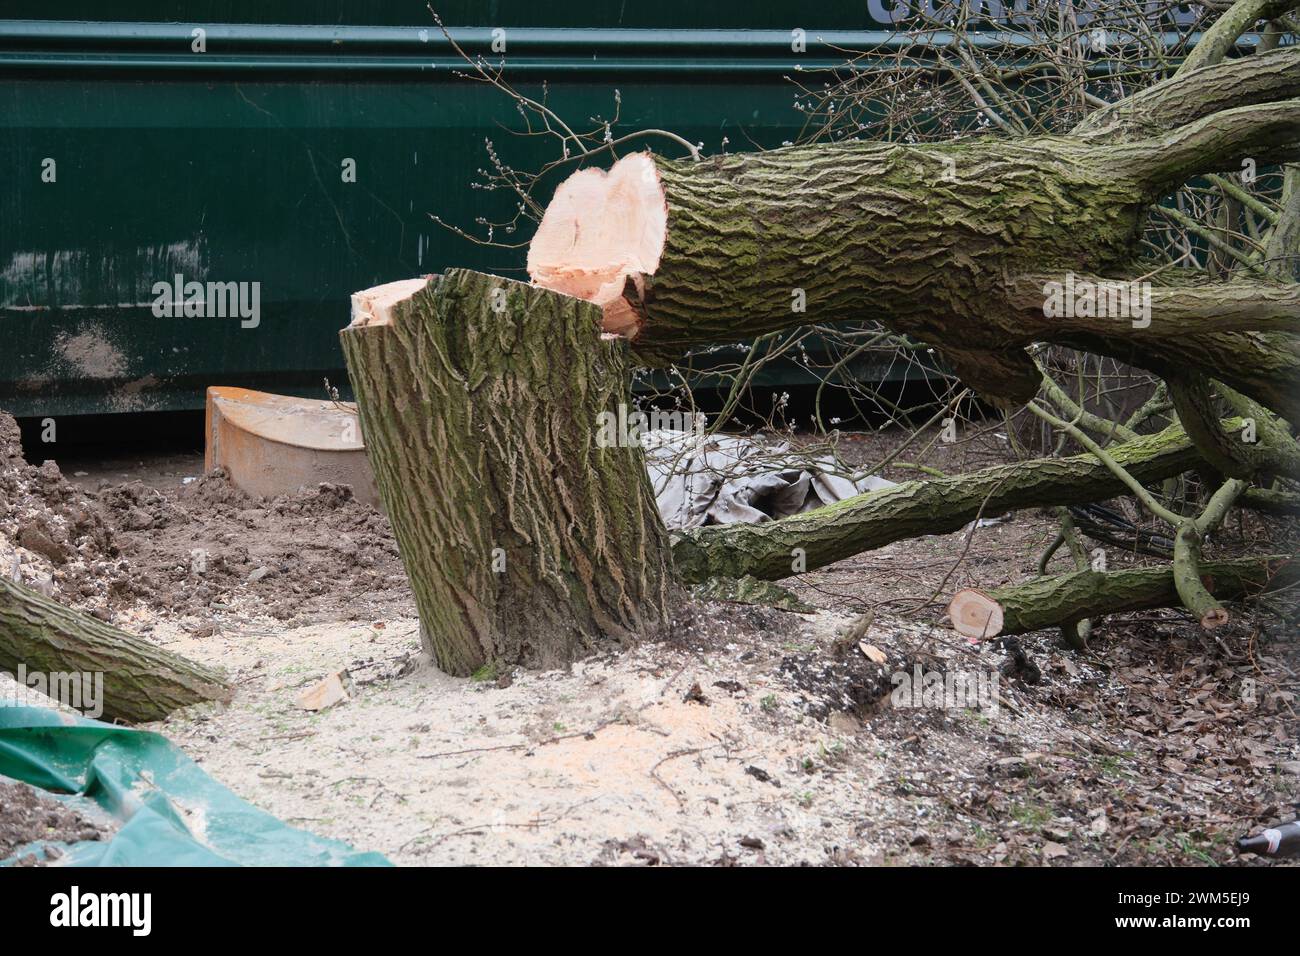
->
0;3;906;416
0;3;1202;416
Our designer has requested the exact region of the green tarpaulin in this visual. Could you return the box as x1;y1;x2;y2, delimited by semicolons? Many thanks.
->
0;705;389;866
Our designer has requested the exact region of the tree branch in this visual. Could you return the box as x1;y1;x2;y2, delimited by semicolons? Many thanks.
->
1074;45;1300;142
1121;99;1300;196
672;422;1214;583
1177;0;1300;75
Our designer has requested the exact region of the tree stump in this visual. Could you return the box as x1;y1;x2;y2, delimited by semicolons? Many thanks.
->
340;269;676;675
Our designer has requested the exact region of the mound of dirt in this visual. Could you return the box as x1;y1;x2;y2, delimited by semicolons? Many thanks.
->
103;469;410;624
0;411;121;610
1;408;411;626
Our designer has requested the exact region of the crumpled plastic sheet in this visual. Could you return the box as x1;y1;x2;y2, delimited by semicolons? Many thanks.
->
0;705;390;867
644;429;896;530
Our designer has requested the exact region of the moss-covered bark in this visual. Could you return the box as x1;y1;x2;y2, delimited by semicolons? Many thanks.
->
672;422;1208;583
0;577;232;723
340;269;676;675
628;138;1151;404
981;555;1297;637
1168;375;1300;480
600;47;1300;415
1241;486;1300;514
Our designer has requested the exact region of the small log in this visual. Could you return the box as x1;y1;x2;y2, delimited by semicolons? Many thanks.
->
948;556;1296;641
0;577;232;724
947;589;1005;640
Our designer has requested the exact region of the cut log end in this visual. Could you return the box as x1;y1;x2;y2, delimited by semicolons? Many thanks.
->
947;588;1005;640
527;152;667;338
1200;607;1231;629
349;276;433;328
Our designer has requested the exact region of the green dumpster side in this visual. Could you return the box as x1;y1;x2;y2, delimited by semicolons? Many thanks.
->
0;3;912;417
0;3;1205;417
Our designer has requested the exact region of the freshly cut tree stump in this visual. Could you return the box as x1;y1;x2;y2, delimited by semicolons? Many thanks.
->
948;555;1297;640
0;577;232;724
340;269;675;675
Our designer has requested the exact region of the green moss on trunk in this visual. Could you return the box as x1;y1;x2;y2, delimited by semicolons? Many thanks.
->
0;577;232;723
617;121;1300;416
341;270;676;675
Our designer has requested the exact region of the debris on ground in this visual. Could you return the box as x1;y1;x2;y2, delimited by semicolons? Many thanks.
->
0;781;110;866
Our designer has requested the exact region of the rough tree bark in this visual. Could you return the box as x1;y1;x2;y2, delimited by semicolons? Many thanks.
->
528;46;1300;417
519;4;1299;644
348;0;1297;665
340;269;675;676
948;555;1298;640
0;577;232;723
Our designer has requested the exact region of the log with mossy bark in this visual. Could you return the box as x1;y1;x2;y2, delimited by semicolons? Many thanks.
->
339;269;676;676
0;577;232;724
671;421;1214;584
527;46;1300;417
947;555;1298;641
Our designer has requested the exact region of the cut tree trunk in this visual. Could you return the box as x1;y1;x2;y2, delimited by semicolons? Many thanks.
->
947;555;1297;640
332;10;1294;675
0;577;232;724
527;48;1300;418
671;421;1211;583
340;269;675;676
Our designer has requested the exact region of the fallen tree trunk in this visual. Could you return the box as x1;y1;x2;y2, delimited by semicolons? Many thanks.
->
340;1;1294;672
527;47;1300;416
1241;486;1300;514
0;577;232;724
671;422;1210;583
947;555;1298;640
340;269;675;676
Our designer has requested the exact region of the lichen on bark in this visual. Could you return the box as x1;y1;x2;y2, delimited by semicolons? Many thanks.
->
341;270;675;675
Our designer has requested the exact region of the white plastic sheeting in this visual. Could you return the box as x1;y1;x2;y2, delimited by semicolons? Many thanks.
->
644;430;896;530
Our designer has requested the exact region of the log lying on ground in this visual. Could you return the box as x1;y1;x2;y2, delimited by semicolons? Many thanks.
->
0;577;232;724
671;422;1209;583
947;555;1298;640
527;49;1300;417
340;269;675;676
1167;374;1300;480
1241;486;1300;514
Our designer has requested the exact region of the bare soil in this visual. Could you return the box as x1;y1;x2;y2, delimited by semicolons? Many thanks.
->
0;782;108;866
1;413;410;629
